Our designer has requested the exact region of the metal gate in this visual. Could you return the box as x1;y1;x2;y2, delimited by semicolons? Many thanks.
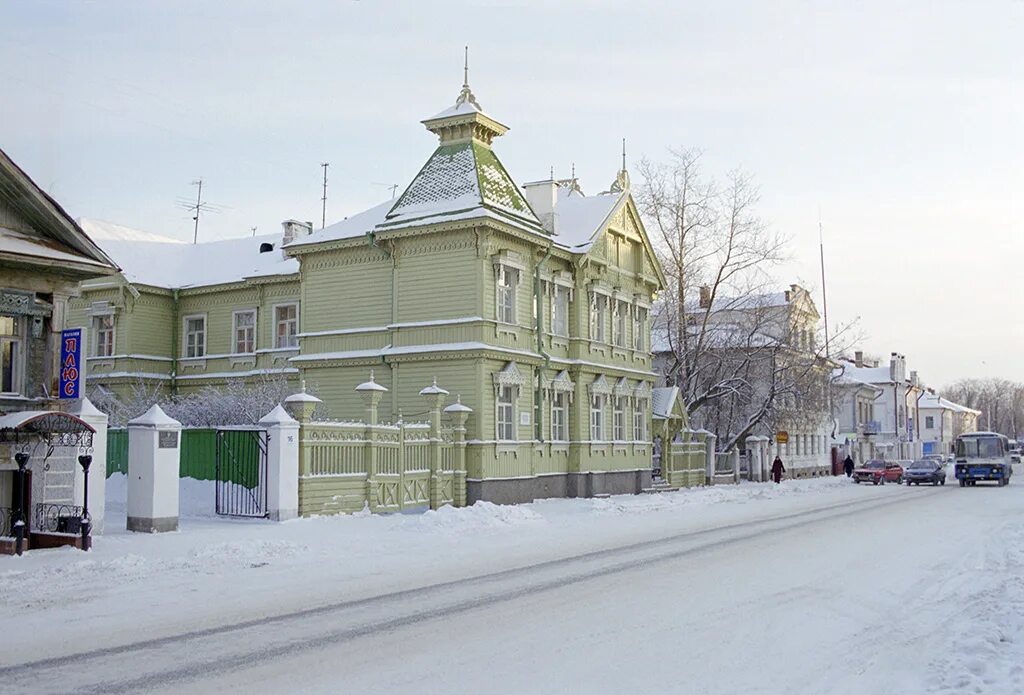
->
215;429;268;518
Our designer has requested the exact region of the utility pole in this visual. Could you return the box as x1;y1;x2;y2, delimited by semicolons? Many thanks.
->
320;162;329;229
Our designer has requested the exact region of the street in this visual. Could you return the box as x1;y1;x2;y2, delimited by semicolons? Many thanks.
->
2;477;1022;694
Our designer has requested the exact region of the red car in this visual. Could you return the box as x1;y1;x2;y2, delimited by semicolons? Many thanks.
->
852;460;904;485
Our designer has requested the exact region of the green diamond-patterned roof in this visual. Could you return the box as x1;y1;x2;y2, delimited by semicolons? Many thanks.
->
386;141;540;229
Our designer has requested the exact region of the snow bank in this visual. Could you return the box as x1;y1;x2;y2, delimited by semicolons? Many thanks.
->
106;472;219;518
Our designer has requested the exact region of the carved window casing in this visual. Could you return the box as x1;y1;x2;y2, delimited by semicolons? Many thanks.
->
590;293;608;343
233;309;257;354
183;314;207;358
494;362;526;442
552;391;568;442
613;396;626;441
275;303;299;348
552;285;570;337
613;300;629;348
1;314;23;395
496;265;518;325
93;315;115;358
633;305;648;351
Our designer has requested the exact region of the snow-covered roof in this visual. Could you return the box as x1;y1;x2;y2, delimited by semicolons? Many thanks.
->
831;367;885;393
79;218;185;244
652;386;680;420
88;226;299;289
0;227;115;270
838;364;895;384
919;393;981;415
551;187;625;252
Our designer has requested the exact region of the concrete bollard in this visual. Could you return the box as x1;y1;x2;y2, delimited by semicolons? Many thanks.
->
127;404;181;533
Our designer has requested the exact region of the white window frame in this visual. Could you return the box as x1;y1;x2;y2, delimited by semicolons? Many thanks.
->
0;314;24;396
274;302;300;349
590;292;607;343
552;284;569;337
232;309;257;354
613;300;628;348
634;398;648;441
590;394;605;441
182;313;207;358
496;265;518;325
633;305;647;351
613;396;626;441
925;415;935;429
497;385;516;441
93;314;115;358
551;390;567;442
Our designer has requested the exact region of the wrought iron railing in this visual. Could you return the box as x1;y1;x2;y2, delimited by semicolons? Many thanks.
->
34;503;90;534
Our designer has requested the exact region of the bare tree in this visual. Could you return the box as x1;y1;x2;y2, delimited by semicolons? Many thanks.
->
640;148;858;451
943;378;1024;437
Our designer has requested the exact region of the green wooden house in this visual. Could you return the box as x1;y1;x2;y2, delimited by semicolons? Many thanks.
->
70;77;668;504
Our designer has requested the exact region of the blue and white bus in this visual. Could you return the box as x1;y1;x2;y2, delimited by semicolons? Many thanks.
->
954;432;1013;487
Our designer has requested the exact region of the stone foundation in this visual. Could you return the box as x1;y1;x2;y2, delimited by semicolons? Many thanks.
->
127;516;179;533
467;469;651;505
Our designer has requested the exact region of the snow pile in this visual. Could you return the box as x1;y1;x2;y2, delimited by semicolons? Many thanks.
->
925;521;1024;694
396;500;544;533
589;476;855;516
106;473;220;518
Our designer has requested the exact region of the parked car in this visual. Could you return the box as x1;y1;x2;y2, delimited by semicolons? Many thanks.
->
1010;448;1022;464
903;460;946;486
853;460;904;485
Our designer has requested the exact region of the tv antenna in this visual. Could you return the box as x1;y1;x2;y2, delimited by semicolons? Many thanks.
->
372;182;400;199
175;178;225;243
320;162;329;229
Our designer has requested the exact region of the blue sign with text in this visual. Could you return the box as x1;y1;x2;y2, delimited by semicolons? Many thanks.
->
59;328;82;399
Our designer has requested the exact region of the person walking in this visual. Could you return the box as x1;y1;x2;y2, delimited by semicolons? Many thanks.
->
771;455;786;484
843;454;855;477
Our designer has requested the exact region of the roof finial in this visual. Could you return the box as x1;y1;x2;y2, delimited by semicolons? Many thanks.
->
610;139;631;193
549;165;554;180
454;46;481;110
571;162;576;180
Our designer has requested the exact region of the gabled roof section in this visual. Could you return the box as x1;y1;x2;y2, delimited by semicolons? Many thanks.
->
0;147;117;274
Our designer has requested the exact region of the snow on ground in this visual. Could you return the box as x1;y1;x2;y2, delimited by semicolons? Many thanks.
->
2;472;1023;694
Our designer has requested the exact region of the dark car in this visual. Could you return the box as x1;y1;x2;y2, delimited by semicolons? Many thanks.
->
903;460;945;486
853;460;903;485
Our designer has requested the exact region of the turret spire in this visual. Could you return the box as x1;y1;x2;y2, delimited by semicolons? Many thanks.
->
610;137;631;193
455;45;481;111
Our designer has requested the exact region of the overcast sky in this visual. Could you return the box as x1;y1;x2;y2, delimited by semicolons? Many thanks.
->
3;1;1021;387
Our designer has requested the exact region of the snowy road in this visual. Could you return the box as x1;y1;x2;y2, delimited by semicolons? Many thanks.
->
3;477;1023;694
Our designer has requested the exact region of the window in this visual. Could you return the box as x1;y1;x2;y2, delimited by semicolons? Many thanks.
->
613;300;628;348
552;285;569;337
497;265;518;325
551;391;567;441
183;315;206;358
633;306;647;351
590;394;605;441
634;398;647;441
275;304;299;348
590;293;607;343
497;385;515;440
1;315;22;395
233;310;256;354
93;315;115;357
613;396;625;441
925;416;935;429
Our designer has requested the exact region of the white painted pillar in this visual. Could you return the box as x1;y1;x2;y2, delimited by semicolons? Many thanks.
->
127;404;181;533
746;435;762;482
700;430;716;485
71;398;108;534
259;405;300;521
760;436;771;481
732;449;741;484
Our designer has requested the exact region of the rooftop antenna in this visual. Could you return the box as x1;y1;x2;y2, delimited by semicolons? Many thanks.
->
251;226;258;237
320;162;329;229
819;209;830;360
175;178;224;244
464;46;469;86
372;182;400;199
549;165;554;180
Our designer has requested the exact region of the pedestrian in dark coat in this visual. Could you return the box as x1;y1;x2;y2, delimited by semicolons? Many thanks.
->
771;456;785;483
843;455;855;477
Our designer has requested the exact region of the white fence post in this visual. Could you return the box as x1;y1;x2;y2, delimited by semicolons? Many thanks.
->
126;404;181;533
701;430;717;485
72;397;108;534
260;404;300;521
